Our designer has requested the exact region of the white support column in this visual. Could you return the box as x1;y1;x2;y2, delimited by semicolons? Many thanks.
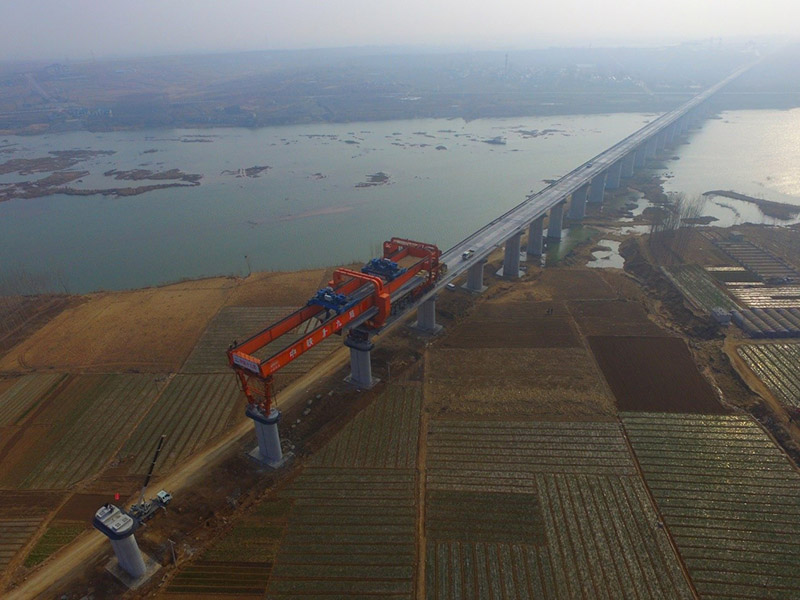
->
527;217;544;256
412;296;442;335
589;172;606;204
502;231;523;278
547;202;565;240
568;185;589;220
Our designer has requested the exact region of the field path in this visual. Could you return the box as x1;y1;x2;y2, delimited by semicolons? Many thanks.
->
4;345;350;600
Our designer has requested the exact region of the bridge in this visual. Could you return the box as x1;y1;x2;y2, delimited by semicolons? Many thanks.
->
398;61;758;333
236;61;758;466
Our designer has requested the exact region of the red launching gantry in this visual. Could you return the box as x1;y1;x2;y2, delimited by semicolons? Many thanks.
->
227;238;444;415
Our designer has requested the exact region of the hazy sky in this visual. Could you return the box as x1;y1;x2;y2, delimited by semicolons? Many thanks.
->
2;0;798;61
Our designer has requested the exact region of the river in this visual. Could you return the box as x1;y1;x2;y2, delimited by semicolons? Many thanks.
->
1;109;797;293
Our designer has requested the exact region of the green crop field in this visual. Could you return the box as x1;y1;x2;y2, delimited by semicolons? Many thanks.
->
181;306;338;374
0;373;66;426
17;375;160;489
738;343;800;408
0;519;40;571
425;420;692;599
268;468;416;598
311;382;421;469
121;374;241;474
624;412;800;599
23;523;85;567
663;264;740;313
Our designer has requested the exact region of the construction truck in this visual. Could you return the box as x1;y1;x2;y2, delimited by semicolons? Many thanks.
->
127;435;172;522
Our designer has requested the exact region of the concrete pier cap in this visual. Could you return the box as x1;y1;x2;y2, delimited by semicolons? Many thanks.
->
344;331;379;390
246;404;288;468
93;504;160;587
412;296;443;336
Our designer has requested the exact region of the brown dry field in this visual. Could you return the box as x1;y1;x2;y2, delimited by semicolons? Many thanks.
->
0;269;328;373
425;347;615;418
568;299;668;337
0;376;18;396
55;494;117;521
0;491;63;518
506;268;617;301
441;301;580;349
589;335;726;413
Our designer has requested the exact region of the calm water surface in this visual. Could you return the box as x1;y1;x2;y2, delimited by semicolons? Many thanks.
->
2;109;797;292
0;115;650;292
661;108;800;227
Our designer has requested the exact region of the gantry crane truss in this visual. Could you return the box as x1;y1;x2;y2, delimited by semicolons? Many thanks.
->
227;238;444;413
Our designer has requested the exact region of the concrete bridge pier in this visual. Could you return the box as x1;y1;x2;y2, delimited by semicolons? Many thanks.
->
621;152;636;178
547;202;565;240
502;231;523;278
344;332;378;389
463;259;487;293
634;146;647;168
412;296;442;335
645;137;658;159
666;123;677;147
657;131;668;152
527;216;544;256
246;405;286;467
589;172;606;204
605;161;622;190
568;185;589;220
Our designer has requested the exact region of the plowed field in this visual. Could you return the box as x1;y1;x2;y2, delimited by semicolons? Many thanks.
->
588;336;725;413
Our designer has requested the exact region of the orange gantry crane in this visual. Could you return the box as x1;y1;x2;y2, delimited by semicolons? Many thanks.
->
227;238;444;414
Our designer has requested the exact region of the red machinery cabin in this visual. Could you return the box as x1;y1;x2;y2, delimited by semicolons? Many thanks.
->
227;239;443;413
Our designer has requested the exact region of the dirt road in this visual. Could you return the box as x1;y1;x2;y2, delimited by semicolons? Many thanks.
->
5;346;350;600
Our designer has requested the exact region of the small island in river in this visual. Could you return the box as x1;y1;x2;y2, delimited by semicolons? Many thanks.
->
703;189;800;220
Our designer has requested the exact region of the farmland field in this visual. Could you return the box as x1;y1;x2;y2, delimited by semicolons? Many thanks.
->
311;382;421;469
0;519;40;571
588;336;725;413
426;348;614;418
164;499;290;598
0;373;66;427
624;413;800;599
121;374;242;474
662;264;740;313
181;306;338;374
269;468;416;599
568;300;667;337
727;284;800;309
23;523;85;567
738;343;800;408
441;301;580;348
424;420;692;598
14;375;161;489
